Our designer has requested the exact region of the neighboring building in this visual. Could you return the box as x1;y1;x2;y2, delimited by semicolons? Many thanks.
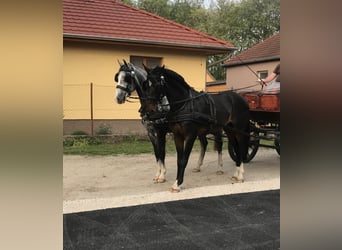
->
206;80;227;93
205;70;228;93
223;32;280;91
63;0;235;135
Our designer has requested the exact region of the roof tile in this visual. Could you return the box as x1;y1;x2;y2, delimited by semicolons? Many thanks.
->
224;32;280;66
63;0;234;51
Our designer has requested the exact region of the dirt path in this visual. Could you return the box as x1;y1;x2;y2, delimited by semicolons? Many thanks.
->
63;148;280;213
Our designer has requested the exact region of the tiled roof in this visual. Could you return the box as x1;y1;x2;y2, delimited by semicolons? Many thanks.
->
224;32;280;66
63;0;234;53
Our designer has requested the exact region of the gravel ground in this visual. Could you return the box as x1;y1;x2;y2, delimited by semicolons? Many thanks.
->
63;148;280;213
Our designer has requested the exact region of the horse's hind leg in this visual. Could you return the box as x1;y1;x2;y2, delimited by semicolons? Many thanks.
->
231;119;250;182
214;133;224;175
226;128;244;183
232;140;245;183
192;135;208;172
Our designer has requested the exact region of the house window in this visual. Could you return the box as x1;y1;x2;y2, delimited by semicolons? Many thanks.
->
258;70;268;79
130;56;162;68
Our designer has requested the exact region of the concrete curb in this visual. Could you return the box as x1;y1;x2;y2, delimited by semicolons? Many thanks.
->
63;178;279;214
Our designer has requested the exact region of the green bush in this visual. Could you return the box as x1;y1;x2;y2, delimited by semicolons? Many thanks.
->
71;130;88;136
95;123;112;135
87;137;102;145
63;136;102;147
63;137;74;147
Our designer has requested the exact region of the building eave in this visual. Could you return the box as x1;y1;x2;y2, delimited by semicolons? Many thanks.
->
223;56;280;68
63;33;235;55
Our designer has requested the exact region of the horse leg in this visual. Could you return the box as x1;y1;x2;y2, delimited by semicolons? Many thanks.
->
148;127;167;183
192;135;208;172
232;123;250;182
171;133;197;192
214;133;224;175
226;128;244;183
231;117;250;183
155;129;167;183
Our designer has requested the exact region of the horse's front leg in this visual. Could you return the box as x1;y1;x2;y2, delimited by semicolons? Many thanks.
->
192;135;208;173
150;128;167;183
155;129;167;183
147;127;166;183
171;133;197;193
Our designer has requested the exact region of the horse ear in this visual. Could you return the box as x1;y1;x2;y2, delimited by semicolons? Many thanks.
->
117;59;123;66
142;63;150;73
123;59;128;67
162;65;165;69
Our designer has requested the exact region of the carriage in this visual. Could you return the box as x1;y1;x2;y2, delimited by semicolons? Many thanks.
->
228;89;280;162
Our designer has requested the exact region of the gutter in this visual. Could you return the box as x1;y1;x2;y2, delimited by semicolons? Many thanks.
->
63;33;236;54
223;56;280;68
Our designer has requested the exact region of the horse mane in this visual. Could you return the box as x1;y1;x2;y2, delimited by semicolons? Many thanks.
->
130;63;147;78
152;66;193;91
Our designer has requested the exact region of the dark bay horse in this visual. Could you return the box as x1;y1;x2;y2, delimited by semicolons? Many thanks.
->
143;65;250;192
114;60;223;184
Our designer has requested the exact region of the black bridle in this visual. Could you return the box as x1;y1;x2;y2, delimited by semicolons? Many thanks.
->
147;74;207;108
115;68;139;97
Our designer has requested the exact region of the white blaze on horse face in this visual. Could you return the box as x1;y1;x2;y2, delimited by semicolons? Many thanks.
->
115;71;129;104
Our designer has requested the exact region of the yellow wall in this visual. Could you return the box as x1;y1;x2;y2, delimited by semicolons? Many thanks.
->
206;71;215;82
225;61;279;91
206;84;228;93
63;41;207;119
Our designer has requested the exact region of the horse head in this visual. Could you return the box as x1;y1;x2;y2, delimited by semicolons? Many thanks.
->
144;65;197;115
114;59;143;104
142;65;170;114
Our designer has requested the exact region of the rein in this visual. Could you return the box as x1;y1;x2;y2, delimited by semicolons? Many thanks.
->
158;91;207;107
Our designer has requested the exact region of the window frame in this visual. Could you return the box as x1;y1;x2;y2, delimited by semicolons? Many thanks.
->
257;70;268;80
130;55;163;68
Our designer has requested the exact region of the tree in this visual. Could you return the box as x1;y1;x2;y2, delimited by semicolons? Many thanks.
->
120;0;280;79
205;0;280;78
210;0;280;51
137;0;171;18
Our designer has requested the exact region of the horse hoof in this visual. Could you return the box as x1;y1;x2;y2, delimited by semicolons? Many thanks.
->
231;176;244;183
216;170;224;175
192;168;200;173
157;178;166;183
170;187;181;193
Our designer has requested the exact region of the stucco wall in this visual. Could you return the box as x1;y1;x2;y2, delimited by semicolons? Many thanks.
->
63;119;146;136
225;61;279;91
206;84;228;93
63;41;207;120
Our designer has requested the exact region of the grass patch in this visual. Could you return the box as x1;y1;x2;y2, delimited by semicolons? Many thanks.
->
63;134;275;156
63;135;220;155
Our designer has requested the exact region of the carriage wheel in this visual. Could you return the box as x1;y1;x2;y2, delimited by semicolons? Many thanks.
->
275;135;280;155
228;132;259;163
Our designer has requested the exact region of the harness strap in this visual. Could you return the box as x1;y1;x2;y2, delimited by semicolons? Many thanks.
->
116;85;131;95
207;94;216;123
